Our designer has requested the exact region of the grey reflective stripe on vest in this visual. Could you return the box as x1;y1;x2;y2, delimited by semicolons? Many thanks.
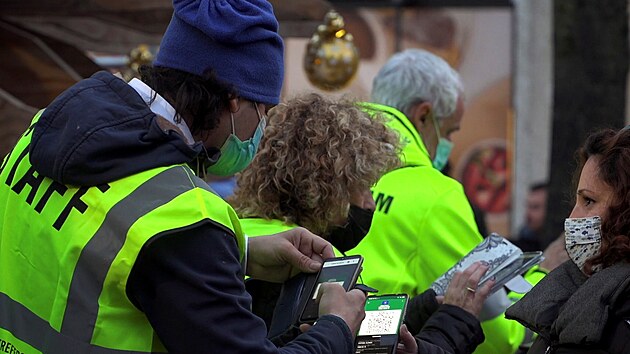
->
1;166;208;353
61;167;200;342
0;292;153;354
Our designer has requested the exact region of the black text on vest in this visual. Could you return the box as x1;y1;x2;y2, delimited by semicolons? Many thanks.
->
374;192;394;214
2;142;110;231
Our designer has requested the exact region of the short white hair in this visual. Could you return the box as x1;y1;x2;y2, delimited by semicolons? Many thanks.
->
371;49;463;121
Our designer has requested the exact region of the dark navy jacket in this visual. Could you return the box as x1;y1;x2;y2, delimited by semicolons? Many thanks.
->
29;71;354;354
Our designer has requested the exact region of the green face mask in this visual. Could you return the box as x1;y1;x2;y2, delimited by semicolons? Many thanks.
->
205;103;266;177
430;113;453;171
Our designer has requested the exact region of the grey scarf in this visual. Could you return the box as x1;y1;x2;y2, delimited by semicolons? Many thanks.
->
506;261;630;345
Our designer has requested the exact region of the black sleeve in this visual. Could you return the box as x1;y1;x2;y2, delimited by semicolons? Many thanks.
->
404;289;440;335
414;304;485;354
126;220;354;354
604;291;630;353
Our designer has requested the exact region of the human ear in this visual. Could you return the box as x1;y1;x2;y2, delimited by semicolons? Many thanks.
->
409;101;432;131
228;97;240;113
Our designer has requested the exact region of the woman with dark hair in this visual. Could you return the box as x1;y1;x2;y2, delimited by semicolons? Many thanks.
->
506;127;630;353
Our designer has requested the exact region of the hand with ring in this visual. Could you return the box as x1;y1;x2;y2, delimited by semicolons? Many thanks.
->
441;261;494;318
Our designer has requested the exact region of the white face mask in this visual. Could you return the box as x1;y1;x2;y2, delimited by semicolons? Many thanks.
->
564;216;602;273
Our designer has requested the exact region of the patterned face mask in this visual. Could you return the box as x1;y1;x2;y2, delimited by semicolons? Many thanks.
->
564;216;602;273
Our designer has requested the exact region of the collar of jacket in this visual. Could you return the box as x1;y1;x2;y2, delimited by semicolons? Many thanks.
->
128;78;196;145
358;102;431;168
506;260;630;345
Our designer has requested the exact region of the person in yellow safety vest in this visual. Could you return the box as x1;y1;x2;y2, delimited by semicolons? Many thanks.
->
343;48;566;354
0;1;367;353
232;94;401;330
231;93;402;254
231;93;497;353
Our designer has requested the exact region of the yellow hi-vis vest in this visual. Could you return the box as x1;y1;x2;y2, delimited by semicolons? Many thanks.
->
0;111;245;354
240;218;297;238
240;218;343;257
348;103;530;354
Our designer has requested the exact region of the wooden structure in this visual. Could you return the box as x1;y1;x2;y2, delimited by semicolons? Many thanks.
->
0;0;332;156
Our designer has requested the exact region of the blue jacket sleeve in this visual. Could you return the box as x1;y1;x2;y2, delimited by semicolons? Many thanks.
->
126;220;354;354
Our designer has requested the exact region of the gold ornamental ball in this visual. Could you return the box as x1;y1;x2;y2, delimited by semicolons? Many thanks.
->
128;44;154;73
304;10;359;91
122;44;155;81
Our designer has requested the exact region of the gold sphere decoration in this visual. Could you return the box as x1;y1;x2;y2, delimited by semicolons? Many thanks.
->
121;44;155;81
128;44;154;73
304;10;359;91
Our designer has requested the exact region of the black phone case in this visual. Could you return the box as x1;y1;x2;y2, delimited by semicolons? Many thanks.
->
267;272;318;340
298;256;363;323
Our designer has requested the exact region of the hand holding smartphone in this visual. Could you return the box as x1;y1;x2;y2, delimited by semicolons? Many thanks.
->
299;255;364;323
355;294;409;354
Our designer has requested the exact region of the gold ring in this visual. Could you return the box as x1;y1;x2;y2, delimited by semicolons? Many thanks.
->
466;287;476;293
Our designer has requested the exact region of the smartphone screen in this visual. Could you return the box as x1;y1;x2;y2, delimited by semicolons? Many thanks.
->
299;255;363;323
355;294;408;354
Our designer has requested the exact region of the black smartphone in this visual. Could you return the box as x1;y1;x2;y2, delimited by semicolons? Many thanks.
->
355;294;409;354
299;255;364;323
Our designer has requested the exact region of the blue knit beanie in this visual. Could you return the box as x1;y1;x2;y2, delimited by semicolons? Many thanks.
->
154;0;284;105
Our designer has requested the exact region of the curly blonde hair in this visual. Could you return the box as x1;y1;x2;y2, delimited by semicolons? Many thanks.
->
229;93;401;235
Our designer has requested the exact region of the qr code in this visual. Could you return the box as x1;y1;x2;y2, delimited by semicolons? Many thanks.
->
358;310;401;336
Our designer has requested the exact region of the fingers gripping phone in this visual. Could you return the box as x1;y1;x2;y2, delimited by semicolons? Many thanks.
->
355;294;409;354
299;255;364;323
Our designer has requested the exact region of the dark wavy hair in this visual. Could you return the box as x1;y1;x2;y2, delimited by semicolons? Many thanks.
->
138;65;236;135
576;127;630;274
229;93;401;235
